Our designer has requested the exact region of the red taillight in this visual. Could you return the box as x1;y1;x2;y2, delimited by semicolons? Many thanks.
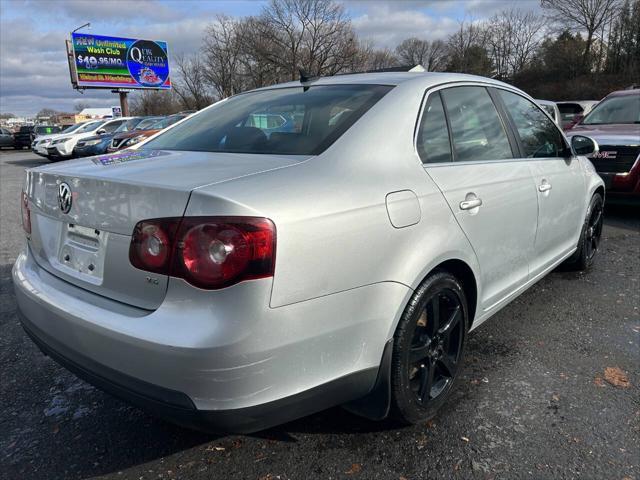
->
129;216;276;290
21;191;31;235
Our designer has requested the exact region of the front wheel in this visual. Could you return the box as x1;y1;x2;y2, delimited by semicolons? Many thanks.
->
565;193;604;271
390;271;468;424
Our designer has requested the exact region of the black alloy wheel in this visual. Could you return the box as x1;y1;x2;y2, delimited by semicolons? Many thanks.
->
391;271;468;424
409;290;464;404
584;198;603;263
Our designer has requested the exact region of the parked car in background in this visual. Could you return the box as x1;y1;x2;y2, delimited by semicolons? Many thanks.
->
46;118;128;161
565;88;640;203
33;125;62;139
557;100;599;130
107;115;186;152
0;127;15;148
13;126;35;149
107;116;163;152
73;117;143;158
15;72;604;434
535;100;561;126
32;122;88;158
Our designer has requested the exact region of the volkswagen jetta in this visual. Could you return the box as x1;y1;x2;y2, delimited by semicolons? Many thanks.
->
14;72;604;433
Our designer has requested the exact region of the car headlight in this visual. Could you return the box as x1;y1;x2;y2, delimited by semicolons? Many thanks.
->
84;139;102;146
125;134;146;146
39;138;51;145
52;137;71;145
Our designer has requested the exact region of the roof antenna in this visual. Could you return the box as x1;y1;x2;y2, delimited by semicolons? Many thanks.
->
299;68;319;90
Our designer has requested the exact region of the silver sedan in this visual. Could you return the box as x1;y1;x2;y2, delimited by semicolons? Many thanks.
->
13;72;604;433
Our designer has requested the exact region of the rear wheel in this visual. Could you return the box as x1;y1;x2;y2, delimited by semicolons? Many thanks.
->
565;193;603;271
390;271;468;424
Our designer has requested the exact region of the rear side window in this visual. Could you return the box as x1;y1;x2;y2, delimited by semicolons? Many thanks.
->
498;90;566;158
417;92;452;163
102;120;125;133
441;86;514;162
144;85;393;155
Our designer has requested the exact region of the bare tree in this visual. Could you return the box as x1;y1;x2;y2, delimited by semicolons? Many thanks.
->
395;38;447;71
172;54;213;110
486;9;545;80
446;19;492;75
540;0;622;65
74;101;91;113
202;15;248;98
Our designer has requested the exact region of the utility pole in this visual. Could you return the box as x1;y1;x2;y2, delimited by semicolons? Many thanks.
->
119;91;129;116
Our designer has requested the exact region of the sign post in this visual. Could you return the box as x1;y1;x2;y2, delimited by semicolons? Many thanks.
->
119;92;129;116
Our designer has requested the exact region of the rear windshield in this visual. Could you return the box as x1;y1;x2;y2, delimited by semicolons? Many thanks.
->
35;126;60;134
143;84;393;155
581;94;640;125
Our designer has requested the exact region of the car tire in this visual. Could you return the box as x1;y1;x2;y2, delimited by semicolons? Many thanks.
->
390;271;468;424
564;193;604;271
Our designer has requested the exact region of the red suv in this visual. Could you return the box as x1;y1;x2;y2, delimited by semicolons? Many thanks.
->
566;88;640;203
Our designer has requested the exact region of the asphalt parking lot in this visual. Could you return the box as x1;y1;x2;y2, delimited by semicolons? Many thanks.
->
0;149;638;480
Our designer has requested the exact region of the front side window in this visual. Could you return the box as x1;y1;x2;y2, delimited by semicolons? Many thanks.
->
417;92;452;163
498;90;566;158
144;85;393;155
581;94;639;125
441;86;514;162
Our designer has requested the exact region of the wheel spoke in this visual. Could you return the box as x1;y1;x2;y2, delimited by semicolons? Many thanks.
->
410;343;431;363
591;208;602;228
429;294;441;332
418;359;435;404
438;355;456;378
438;305;461;336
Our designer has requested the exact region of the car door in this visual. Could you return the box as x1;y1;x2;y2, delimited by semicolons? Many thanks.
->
494;89;585;277
417;85;538;311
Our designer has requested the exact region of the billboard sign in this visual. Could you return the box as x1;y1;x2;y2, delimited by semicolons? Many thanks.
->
71;33;171;90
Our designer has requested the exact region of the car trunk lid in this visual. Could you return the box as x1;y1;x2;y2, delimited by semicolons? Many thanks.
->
25;149;304;309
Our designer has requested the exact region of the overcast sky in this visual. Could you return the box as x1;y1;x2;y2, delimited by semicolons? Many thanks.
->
0;0;540;117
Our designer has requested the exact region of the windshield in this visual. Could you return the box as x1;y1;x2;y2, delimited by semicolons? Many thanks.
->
581;95;640;125
135;117;163;130
150;115;185;130
61;123;85;134
77;120;105;133
144;85;393;155
115;118;143;133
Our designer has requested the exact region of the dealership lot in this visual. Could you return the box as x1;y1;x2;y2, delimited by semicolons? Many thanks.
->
0;149;638;480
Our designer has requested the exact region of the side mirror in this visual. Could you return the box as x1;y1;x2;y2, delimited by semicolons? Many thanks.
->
96;129;107;135
571;135;599;156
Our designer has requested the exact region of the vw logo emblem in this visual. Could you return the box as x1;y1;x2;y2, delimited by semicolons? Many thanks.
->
58;182;72;214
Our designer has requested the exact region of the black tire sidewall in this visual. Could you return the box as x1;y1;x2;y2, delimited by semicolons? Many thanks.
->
390;271;469;424
574;193;604;270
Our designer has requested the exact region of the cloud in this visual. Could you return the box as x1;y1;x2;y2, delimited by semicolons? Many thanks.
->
0;7;209;116
351;4;459;48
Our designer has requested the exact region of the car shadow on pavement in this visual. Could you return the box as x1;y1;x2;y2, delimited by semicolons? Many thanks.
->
5;158;50;168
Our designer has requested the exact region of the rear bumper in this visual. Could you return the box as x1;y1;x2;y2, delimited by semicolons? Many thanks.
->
13;247;408;432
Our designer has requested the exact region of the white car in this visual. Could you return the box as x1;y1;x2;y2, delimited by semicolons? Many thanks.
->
45;118;131;161
32;122;90;158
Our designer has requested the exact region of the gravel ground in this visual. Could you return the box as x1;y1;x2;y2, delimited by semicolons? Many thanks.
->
1;149;638;480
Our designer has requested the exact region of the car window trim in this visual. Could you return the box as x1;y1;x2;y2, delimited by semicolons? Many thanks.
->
414;80;532;167
488;86;571;159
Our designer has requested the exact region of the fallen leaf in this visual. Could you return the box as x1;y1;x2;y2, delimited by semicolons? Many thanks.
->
399;477;409;480
461;436;470;442
604;367;630;388
425;419;435;429
345;463;362;475
552;394;560;402
594;376;605;387
52;425;59;434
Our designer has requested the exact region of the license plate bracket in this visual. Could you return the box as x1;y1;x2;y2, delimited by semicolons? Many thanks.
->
58;224;108;284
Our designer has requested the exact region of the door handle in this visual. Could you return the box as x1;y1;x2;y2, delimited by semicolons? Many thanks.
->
538;181;552;192
459;197;483;210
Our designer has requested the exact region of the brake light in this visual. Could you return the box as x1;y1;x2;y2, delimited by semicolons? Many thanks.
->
129;216;276;290
21;191;31;235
